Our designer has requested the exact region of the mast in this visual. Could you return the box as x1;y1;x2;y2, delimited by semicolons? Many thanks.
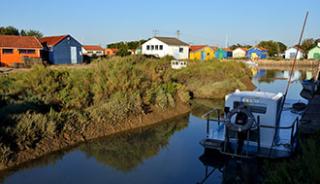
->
269;12;309;157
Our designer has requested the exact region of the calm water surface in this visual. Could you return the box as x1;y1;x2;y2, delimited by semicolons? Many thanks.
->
0;69;310;184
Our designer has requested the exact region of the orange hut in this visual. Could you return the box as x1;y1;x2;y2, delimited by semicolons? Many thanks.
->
0;35;42;66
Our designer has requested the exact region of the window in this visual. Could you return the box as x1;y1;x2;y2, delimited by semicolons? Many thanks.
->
179;47;184;53
18;49;35;54
160;45;163;50
151;45;154;50
233;102;267;114
147;45;150;50
155;45;159;50
2;49;13;54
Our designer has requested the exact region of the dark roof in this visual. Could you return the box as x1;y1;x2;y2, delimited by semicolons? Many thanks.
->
83;45;104;51
316;39;320;43
154;37;189;46
0;35;42;49
39;35;68;47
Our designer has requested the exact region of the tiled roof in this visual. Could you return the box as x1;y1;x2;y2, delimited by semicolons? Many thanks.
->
257;47;268;51
223;48;233;52
83;45;104;51
154;37;189;46
39;35;68;47
0;35;42;49
190;45;207;52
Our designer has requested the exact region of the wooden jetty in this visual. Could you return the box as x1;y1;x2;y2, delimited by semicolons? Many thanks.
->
300;95;320;134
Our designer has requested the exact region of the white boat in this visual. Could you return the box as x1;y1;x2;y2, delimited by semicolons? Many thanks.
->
200;90;305;158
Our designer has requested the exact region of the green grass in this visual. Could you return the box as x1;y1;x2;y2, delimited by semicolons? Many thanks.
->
263;133;320;184
0;56;253;166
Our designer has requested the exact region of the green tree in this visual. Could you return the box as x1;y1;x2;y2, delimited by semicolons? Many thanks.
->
0;26;20;35
25;30;43;38
258;40;287;57
229;44;252;50
301;38;317;53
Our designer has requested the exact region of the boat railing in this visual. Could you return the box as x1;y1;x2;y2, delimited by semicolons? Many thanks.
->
202;108;300;157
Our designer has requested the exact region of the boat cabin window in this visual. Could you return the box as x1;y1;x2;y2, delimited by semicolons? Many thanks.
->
233;101;267;114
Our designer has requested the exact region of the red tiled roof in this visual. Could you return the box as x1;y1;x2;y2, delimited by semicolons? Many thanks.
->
0;35;42;49
223;48;233;52
39;35;68;47
257;47;268;51
190;45;207;52
83;45;104;51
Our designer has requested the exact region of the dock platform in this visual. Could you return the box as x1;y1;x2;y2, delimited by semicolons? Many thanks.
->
300;95;320;134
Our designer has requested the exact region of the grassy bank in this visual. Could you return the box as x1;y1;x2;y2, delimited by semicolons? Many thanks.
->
0;56;253;170
263;132;320;183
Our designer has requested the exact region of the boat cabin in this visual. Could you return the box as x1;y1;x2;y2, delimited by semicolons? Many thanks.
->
201;90;302;158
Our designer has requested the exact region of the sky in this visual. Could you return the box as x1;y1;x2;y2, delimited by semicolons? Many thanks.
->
0;0;319;47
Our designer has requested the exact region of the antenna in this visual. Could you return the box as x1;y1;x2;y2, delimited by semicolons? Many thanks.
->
176;30;181;39
225;34;229;48
152;29;159;37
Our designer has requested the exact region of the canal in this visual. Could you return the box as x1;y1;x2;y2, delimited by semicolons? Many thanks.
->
0;69;311;184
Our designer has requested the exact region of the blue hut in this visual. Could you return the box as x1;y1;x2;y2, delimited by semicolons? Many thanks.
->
246;47;268;60
215;48;232;59
39;35;83;64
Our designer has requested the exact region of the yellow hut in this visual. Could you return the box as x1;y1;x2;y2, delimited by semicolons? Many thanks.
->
189;45;215;61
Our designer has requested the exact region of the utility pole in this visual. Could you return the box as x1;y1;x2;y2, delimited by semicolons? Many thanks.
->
152;29;159;37
176;30;181;39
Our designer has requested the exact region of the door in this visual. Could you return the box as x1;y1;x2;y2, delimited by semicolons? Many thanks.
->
70;47;77;64
201;51;206;60
314;53;320;60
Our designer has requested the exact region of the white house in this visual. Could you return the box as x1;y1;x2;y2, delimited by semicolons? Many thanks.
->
82;45;105;57
142;37;189;60
285;47;304;60
232;48;247;58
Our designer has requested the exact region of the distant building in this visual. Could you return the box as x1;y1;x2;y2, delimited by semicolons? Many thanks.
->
141;37;189;60
215;48;232;59
105;48;118;56
82;45;105;57
285;47;304;60
307;39;320;60
0;35;42;66
39;35;82;64
232;48;248;58
189;45;215;61
246;47;268;60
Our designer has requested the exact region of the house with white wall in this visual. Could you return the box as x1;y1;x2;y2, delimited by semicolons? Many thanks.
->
82;45;105;57
232;48;247;58
285;47;304;60
142;37;189;60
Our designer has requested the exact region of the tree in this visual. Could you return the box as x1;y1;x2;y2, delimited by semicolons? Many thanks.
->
258;40;287;57
229;44;252;50
0;26;43;38
0;26;20;35
25;30;43;38
301;38;317;53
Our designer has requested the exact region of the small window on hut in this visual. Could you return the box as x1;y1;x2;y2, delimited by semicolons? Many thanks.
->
19;49;36;54
2;49;13;54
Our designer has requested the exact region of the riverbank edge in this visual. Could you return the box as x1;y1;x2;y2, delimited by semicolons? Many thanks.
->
0;100;191;171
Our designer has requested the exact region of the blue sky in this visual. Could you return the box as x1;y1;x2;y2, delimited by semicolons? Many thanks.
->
0;0;319;47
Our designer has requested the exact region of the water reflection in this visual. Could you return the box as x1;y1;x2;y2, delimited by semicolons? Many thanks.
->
79;117;188;172
197;150;262;184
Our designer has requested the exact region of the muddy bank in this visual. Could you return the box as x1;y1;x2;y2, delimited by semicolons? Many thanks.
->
257;60;317;68
0;101;190;171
